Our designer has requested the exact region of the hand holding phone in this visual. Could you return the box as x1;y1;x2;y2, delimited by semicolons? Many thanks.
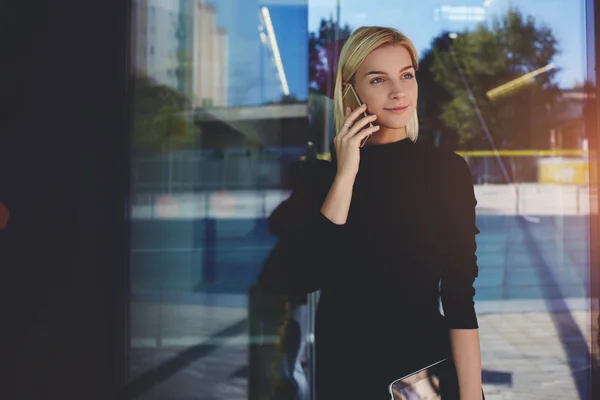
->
334;84;380;177
342;84;373;148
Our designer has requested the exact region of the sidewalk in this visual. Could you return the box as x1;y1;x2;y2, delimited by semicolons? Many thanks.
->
479;309;594;399
128;300;597;400
126;183;597;398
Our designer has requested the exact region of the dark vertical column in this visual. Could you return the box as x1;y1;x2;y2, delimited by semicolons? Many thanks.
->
0;0;131;399
588;0;600;399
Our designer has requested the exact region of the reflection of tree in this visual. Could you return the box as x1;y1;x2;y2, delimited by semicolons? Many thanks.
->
132;75;197;155
582;80;597;181
308;18;353;151
424;7;560;150
582;80;597;137
418;36;458;149
309;17;352;96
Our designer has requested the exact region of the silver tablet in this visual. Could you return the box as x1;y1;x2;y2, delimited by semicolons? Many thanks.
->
388;358;449;400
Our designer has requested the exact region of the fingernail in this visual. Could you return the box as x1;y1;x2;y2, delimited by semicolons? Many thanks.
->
361;104;367;108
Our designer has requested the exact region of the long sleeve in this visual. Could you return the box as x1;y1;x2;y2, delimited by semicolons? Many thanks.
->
439;152;480;329
266;159;346;295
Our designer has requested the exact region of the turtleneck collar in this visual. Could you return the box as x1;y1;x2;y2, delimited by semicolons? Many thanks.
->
360;137;413;153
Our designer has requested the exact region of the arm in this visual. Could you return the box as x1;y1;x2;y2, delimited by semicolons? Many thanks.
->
268;161;352;294
449;329;482;400
320;172;354;224
269;106;374;295
439;153;482;399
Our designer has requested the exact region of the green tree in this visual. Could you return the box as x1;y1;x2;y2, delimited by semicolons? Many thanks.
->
417;34;459;149
428;8;560;149
132;75;197;155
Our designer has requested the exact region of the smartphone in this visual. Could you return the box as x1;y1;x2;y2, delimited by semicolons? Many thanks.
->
342;84;373;147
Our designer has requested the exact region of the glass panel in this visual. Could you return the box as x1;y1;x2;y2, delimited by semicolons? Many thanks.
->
129;0;309;399
307;1;595;399
128;0;596;399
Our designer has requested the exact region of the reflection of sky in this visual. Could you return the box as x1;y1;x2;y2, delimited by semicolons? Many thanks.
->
308;0;589;89
203;0;308;105
267;5;309;100
205;0;587;104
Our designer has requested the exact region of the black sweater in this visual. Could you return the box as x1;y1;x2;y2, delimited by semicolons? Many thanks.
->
269;137;480;398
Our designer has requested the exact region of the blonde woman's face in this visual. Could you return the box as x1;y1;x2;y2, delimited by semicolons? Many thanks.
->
353;44;417;131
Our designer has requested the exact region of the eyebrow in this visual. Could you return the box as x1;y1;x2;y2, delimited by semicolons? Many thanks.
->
364;65;414;76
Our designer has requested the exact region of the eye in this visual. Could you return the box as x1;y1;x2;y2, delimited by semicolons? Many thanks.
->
370;77;385;84
403;73;415;79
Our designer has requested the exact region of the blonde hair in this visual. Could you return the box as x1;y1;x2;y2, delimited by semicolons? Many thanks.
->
333;26;419;142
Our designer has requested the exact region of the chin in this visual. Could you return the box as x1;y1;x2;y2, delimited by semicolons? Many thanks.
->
378;118;410;130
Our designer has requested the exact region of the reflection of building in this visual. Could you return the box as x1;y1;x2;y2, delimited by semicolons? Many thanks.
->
549;88;592;150
258;6;290;98
144;0;181;89
130;0;228;107
131;0;306;108
131;0;149;77
130;0;309;150
202;0;306;106
194;2;228;107
203;0;281;106
194;103;308;148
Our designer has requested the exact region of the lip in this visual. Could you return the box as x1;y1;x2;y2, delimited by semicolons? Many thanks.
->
383;105;409;113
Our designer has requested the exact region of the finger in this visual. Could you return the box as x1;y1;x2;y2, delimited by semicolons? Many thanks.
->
338;118;354;138
346;115;378;138
350;124;380;141
339;106;365;135
339;105;373;139
350;125;380;145
340;112;376;140
345;103;368;126
337;107;353;137
337;124;349;138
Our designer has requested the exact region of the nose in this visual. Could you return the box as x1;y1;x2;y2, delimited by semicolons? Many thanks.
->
388;82;407;99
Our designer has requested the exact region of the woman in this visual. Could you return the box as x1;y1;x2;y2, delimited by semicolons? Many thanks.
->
271;26;483;399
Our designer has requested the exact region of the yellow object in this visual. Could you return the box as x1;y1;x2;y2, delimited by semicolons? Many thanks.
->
456;149;588;157
486;64;555;99
538;158;589;184
316;149;592;185
316;149;589;160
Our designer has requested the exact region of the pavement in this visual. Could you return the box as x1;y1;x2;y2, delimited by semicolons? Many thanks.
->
125;184;599;400
126;302;597;400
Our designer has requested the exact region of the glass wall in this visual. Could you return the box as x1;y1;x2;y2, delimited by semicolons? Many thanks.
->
128;0;597;398
128;1;310;398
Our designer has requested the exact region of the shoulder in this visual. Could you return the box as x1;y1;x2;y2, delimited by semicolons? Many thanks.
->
418;146;471;181
421;146;468;169
420;147;475;201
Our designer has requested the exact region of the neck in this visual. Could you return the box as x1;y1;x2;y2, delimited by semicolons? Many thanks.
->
365;126;408;146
